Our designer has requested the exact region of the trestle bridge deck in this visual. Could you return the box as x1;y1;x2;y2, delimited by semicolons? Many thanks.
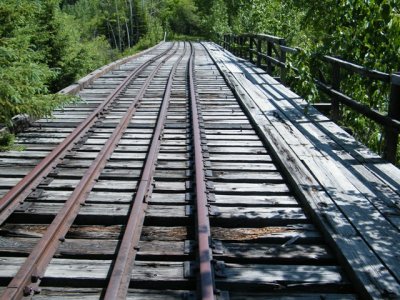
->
0;42;399;299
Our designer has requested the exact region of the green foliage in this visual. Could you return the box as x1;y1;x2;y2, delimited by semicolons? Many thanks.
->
0;131;15;151
161;0;200;35
205;0;230;38
0;0;70;126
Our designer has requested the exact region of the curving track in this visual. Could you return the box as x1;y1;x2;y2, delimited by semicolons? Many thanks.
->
0;41;385;299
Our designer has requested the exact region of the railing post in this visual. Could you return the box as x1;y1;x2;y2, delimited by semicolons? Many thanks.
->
331;62;341;121
249;36;254;63
256;38;262;68
267;40;273;74
239;36;243;58
233;35;237;55
280;39;287;83
383;73;400;163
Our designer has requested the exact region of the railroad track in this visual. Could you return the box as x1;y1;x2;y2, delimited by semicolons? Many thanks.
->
0;42;361;299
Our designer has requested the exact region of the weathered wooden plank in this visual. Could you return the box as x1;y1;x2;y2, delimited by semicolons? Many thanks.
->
0;237;186;258
217;242;332;262
0;166;34;176
0;178;24;188
29;288;193;300
220;263;346;285
208;146;267;154
214;194;298;206
211;162;277;171
213;170;283;182
0;258;187;282
210;154;272;162
212;206;306;223
229;292;357;299
0;224;189;241
213;182;290;194
13;203;187;219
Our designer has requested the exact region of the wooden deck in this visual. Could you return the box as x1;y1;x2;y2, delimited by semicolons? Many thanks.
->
0;41;399;299
205;42;400;298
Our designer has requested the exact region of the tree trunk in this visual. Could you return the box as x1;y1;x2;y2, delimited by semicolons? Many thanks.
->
107;21;118;49
127;0;134;46
114;0;123;50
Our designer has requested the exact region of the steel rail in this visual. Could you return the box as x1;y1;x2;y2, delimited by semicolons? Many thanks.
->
0;43;180;300
104;42;189;300
188;44;215;299
0;43;174;226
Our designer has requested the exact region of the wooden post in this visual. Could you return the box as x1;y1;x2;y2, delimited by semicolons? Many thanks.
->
280;39;287;83
256;38;262;68
249;36;254;63
267;41;273;74
383;73;400;164
233;36;237;55
239;36;243;58
331;62;341;121
240;36;245;58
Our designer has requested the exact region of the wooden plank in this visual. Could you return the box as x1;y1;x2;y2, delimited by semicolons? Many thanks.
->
213;182;290;194
0;224;189;241
13;203;187;219
217;242;332;262
229;292;357;299
212;206;306;223
0;237;186;258
214;194;297;206
213;170;283;182
220;263;345;284
210;154;272;162
211;162;277;171
30;288;192;300
208;147;267;154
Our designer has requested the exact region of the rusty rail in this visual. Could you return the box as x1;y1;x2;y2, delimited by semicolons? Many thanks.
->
0;43;174;226
188;44;215;299
0;43;178;300
103;42;189;299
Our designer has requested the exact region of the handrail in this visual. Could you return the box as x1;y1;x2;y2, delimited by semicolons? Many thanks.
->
218;33;400;164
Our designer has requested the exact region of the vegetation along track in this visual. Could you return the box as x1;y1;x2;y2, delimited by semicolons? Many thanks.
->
0;42;359;299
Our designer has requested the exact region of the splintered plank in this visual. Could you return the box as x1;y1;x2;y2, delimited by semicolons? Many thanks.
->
0;224;189;241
